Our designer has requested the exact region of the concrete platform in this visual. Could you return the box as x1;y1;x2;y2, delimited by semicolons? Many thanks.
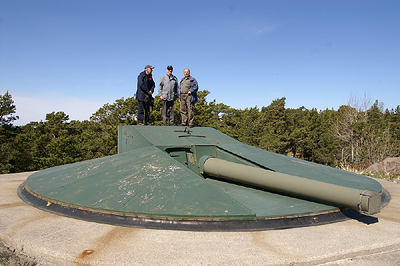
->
1;171;400;265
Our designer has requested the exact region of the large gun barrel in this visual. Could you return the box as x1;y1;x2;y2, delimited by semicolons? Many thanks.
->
202;157;381;214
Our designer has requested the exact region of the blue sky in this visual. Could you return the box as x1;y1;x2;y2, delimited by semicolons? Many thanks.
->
1;0;399;126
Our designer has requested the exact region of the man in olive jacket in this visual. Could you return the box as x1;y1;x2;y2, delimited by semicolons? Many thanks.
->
136;65;155;125
159;65;179;126
179;68;198;128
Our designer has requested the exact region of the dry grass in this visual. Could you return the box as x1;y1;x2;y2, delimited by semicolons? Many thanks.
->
0;241;36;266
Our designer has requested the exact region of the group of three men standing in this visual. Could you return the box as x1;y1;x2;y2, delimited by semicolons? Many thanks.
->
136;64;198;127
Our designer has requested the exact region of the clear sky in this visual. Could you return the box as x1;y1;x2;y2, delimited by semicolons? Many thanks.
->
1;0;399;126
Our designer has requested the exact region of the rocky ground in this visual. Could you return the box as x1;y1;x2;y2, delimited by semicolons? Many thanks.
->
363;157;400;182
0;241;36;266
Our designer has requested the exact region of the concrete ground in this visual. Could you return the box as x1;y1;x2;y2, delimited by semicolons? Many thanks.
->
1;171;399;266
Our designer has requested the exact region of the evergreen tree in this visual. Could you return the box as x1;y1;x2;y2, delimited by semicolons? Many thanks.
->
0;91;20;173
313;109;338;166
0;91;19;126
257;97;289;154
218;107;260;147
90;97;138;126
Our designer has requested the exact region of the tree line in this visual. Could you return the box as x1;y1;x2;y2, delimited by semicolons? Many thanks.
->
1;90;399;177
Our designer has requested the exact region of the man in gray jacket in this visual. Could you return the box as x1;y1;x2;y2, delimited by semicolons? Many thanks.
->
159;65;179;126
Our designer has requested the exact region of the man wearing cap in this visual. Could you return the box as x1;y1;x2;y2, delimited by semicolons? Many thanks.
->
179;68;198;128
136;65;155;125
159;65;179;126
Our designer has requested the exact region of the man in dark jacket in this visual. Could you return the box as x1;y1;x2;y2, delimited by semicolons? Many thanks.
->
136;65;155;125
